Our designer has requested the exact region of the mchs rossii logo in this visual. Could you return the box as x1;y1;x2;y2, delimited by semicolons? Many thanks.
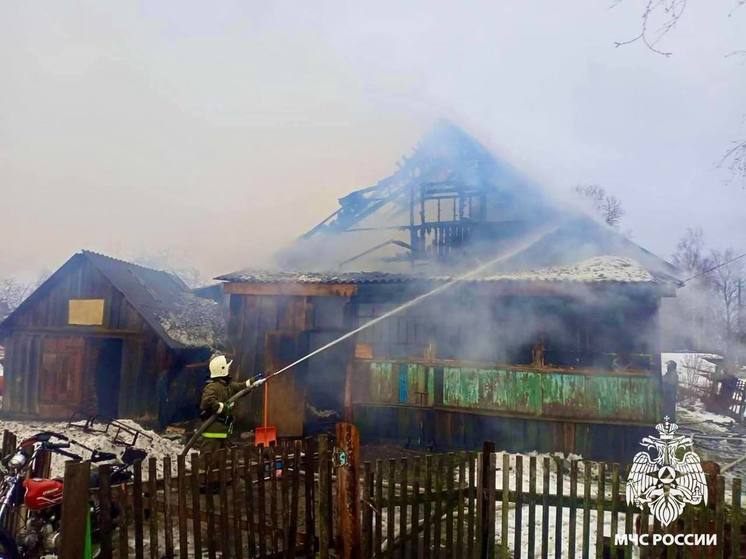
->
616;416;715;547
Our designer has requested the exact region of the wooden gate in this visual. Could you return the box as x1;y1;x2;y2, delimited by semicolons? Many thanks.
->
39;336;85;417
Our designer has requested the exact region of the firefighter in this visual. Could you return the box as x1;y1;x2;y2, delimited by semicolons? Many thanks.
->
198;354;263;451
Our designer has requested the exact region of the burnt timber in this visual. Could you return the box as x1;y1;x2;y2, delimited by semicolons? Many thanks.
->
220;259;675;461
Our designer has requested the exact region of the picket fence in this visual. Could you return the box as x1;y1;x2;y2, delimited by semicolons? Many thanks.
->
2;430;746;558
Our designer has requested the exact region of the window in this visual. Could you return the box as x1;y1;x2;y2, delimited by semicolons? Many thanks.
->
68;299;105;326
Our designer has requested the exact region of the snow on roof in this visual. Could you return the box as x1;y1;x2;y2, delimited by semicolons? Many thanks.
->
81;251;226;349
219;256;663;286
157;293;226;349
474;256;656;283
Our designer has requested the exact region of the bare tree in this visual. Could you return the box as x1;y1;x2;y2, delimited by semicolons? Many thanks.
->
671;227;713;278
0;279;34;322
708;249;745;354
613;1;746;184
612;0;688;57
574;184;625;227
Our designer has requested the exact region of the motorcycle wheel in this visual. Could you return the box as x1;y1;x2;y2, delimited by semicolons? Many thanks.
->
0;528;19;559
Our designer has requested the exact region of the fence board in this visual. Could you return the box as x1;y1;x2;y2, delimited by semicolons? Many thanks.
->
376;459;385;557
163;456;175;559
231;448;244;559
133;459;145;559
514;455;523;559
467;453;476;559
256;448;267;559
541;457;549;559
363;462;374;558
98;464;113;559
596;462;605;559
412;457;422;559
205;453;217;559
482;445;497;559
118;484;130;559
568;460;578;559
59;460;91;559
433;456;442;559
622;464;632;559
716;475;725;559
424;456;433;559
148;457;160;559
388;459;397;558
303;438;316;558
639;507;649;559
190;453;203;559
732;478;741;559
269;446;280;557
401;457;409;559
281;443;290;556
243;447;256;557
318;435;332;559
457;457;465;556
528;456;536;559
501;453;510;559
177;455;188;559
554;456;563;559
610;464;620;559
581;461;591;559
289;441;301;558
446;453;454;558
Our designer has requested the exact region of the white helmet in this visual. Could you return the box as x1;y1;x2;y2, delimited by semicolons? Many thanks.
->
209;355;232;379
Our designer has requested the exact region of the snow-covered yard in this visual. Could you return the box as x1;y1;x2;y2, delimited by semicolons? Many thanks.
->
0;418;187;478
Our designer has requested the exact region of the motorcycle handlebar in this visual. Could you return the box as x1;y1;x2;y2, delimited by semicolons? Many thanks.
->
44;442;71;450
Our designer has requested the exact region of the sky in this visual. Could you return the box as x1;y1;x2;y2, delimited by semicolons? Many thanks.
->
1;1;745;283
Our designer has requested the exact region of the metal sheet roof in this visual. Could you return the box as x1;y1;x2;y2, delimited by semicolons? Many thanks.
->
82;251;226;349
218;256;674;287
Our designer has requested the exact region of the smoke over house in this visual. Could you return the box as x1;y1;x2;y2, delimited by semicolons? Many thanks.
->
218;121;680;461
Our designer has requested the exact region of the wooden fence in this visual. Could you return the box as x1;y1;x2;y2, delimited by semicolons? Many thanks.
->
2;429;746;558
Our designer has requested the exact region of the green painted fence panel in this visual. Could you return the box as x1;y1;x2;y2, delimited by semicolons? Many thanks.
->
365;360;660;424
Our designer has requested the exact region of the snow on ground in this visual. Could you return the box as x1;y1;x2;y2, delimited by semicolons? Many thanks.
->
376;451;639;559
0;418;187;478
676;397;746;481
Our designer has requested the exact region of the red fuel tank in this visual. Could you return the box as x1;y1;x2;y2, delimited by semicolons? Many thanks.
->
23;478;64;510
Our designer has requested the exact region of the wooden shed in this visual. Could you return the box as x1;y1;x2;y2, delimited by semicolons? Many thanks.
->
0;251;225;421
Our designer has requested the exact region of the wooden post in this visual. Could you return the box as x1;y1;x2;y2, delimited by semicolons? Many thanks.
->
336;423;361;558
344;363;354;422
98;464;113;559
319;434;333;559
479;441;496;559
59;460;91;559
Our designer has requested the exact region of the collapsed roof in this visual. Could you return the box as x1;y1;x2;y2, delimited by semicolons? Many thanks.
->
271;120;679;281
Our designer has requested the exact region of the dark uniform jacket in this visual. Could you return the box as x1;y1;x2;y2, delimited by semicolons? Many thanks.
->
200;378;246;437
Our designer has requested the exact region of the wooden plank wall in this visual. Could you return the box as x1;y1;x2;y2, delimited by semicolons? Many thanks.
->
1;257;164;418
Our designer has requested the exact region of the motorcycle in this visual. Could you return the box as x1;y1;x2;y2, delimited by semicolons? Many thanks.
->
0;431;146;559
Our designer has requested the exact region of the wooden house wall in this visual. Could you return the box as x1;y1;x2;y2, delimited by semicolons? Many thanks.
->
7;258;146;332
227;293;322;436
1;257;165;419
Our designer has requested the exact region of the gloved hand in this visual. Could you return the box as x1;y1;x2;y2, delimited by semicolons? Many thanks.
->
246;372;265;388
216;401;234;414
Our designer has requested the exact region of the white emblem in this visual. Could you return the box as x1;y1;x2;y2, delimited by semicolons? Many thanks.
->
625;416;708;526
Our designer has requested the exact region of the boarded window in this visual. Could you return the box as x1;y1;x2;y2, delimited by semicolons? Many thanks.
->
68;299;105;326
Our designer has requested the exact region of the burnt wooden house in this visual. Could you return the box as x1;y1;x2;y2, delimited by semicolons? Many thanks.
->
0;251;224;420
219;258;676;461
218;121;682;461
